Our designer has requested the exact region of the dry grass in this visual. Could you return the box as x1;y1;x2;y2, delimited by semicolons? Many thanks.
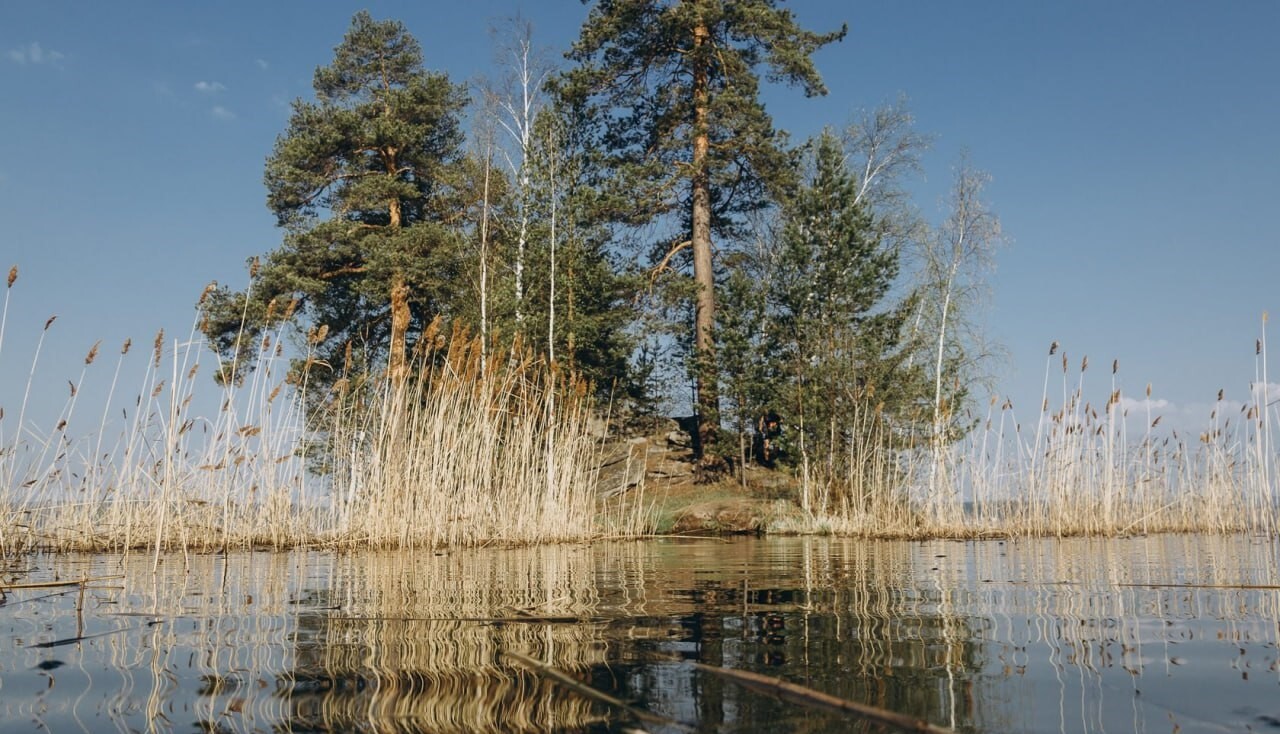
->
315;330;647;548
0;273;650;556
792;331;1280;538
3;266;1275;547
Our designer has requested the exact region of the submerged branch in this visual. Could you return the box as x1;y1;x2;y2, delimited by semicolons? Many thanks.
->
0;574;125;592
694;663;958;734
504;651;694;731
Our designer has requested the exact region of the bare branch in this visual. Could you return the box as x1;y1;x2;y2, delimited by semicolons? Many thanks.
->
649;239;692;288
841;95;933;208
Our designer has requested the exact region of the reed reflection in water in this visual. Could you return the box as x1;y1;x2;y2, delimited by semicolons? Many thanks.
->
0;535;1277;733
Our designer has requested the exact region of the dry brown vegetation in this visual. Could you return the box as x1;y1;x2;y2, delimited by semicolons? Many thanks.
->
0;272;654;556
783;336;1280;538
1;270;1276;553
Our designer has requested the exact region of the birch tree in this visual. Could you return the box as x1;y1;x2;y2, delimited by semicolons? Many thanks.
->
485;16;553;337
842;96;934;249
918;155;1004;497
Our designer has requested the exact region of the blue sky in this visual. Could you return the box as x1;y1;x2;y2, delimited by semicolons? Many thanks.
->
3;1;1278;433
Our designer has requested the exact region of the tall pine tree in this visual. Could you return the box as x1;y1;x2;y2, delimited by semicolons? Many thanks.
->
558;0;845;463
200;12;468;394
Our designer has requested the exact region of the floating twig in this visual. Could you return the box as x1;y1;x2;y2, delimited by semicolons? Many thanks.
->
29;624;156;649
0;575;124;592
694;663;958;734
330;614;599;624
1116;582;1280;590
504;650;694;732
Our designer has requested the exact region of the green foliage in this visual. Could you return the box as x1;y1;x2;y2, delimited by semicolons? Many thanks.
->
200;11;470;397
717;131;928;490
557;0;846;455
475;106;639;400
717;250;776;442
560;0;842;228
190;8;996;490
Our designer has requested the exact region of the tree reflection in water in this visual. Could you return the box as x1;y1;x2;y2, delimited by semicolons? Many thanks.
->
0;535;1278;733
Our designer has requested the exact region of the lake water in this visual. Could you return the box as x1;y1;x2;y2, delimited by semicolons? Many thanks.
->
1;535;1277;733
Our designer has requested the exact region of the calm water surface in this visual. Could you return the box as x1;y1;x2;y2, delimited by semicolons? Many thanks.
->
1;535;1278;733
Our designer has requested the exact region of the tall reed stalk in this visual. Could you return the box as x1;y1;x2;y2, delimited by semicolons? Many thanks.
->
318;331;614;548
0;277;640;555
798;327;1280;538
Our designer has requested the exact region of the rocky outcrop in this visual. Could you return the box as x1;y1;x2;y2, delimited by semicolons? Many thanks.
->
594;420;802;535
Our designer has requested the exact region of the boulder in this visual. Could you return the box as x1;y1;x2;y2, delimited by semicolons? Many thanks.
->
669;499;771;534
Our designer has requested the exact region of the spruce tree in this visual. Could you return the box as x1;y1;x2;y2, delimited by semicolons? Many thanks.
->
718;131;925;504
200;12;468;394
558;0;845;463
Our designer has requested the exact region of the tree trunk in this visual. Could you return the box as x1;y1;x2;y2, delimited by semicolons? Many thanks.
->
388;272;410;390
479;139;493;373
548;126;558;366
929;261;959;508
691;18;719;464
386;145;408;389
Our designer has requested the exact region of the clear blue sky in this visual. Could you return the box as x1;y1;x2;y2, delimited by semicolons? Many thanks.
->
3;1;1278;432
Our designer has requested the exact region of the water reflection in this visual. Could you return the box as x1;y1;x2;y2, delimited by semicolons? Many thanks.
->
0;535;1277;733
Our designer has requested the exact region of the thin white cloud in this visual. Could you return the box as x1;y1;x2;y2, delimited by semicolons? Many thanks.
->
194;80;227;93
1118;397;1171;414
7;41;65;66
255;58;269;70
211;105;236;121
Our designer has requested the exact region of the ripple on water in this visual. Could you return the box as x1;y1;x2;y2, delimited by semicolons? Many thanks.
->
0;534;1276;733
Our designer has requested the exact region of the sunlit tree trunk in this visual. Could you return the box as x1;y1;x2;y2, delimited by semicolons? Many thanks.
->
919;156;1002;506
388;274;410;391
547;126;558;365
490;17;549;336
691;18;719;460
387;145;408;391
929;259;959;500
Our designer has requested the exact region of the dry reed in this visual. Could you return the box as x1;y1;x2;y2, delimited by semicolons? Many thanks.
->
315;331;641;548
781;326;1280;539
0;277;648;556
4;268;1276;547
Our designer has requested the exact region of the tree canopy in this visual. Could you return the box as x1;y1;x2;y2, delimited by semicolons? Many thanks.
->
197;8;1004;506
557;0;846;463
718;130;926;497
200;11;468;392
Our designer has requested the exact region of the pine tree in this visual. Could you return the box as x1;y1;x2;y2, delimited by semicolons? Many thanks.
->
200;12;469;395
558;0;845;463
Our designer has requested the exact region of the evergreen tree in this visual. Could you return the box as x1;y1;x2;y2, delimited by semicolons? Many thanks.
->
717;248;776;464
774;131;905;380
558;0;845;463
718;131;925;505
200;12;469;395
